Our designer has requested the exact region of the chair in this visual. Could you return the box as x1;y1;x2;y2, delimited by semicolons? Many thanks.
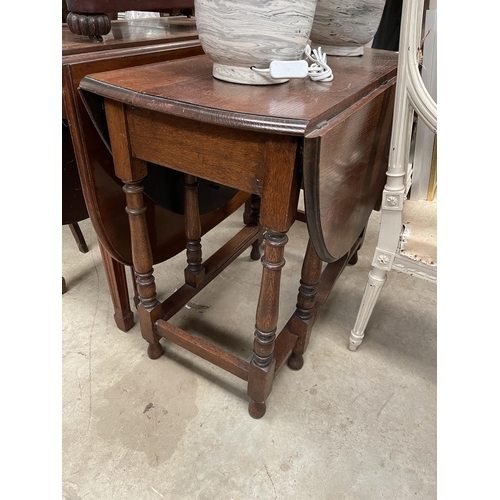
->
348;0;437;351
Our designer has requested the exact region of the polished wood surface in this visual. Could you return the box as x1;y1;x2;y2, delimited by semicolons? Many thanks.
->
62;17;198;55
79;50;397;416
80;50;397;261
304;81;395;261
79;50;396;133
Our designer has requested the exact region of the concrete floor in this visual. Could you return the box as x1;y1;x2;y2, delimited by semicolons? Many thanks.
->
62;206;437;499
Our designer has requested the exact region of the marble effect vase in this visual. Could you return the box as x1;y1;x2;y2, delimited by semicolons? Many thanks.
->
194;0;318;85
310;0;386;56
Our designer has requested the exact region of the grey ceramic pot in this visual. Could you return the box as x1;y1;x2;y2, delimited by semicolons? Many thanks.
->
194;0;318;84
310;0;386;56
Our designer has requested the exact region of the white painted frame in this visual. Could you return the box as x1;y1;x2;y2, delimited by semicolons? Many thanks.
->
349;0;437;351
410;7;437;200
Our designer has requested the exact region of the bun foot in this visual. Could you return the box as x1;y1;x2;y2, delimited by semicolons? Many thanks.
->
348;251;359;265
147;342;164;360
287;352;304;371
250;236;264;261
248;400;266;419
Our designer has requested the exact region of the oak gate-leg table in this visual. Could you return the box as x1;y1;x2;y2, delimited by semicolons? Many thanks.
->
80;49;397;418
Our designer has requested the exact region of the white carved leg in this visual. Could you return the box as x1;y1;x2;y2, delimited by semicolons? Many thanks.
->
349;267;387;351
348;0;437;353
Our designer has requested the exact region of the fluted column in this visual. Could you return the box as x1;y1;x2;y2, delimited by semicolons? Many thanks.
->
349;267;387;351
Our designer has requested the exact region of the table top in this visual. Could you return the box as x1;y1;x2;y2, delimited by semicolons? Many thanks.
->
79;49;398;136
63;17;198;57
79;49;398;263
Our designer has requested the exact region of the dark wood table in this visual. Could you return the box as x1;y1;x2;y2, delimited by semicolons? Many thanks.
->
63;18;219;330
79;49;397;417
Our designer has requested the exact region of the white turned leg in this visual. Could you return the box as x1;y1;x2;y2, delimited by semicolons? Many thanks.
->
349;267;387;351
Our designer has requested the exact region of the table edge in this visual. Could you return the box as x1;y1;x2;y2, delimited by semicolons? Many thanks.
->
79;76;310;135
63;38;200;62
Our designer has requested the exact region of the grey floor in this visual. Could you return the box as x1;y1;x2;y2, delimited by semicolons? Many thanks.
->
62;206;437;499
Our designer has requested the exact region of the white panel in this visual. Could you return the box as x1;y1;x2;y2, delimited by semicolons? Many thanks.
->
410;8;437;200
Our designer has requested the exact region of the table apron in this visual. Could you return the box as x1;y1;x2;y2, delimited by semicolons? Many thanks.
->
126;106;271;195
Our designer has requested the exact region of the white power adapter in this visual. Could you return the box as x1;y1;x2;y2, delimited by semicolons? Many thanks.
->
269;60;309;79
250;48;333;83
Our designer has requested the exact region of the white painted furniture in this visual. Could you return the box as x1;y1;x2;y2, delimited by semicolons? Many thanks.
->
409;3;437;200
349;0;437;351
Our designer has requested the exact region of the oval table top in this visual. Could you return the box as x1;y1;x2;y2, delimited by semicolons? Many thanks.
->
79;50;398;262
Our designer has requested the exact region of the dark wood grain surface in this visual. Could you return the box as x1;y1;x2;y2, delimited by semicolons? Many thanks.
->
304;79;396;261
80;49;398;261
80;49;397;135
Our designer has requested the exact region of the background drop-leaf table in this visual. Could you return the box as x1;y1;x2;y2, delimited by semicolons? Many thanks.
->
63;17;248;330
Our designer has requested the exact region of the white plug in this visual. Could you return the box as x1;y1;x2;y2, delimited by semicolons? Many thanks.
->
269;60;309;79
250;50;332;82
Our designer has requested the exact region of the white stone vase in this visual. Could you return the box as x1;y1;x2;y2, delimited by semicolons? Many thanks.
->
310;0;386;56
194;0;318;85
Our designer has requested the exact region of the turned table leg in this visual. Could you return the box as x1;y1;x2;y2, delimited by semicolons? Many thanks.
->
287;239;323;370
348;251;359;265
348;228;366;266
123;180;164;359
105;98;163;357
129;266;140;308
248;230;288;419
184;175;205;287
244;194;264;261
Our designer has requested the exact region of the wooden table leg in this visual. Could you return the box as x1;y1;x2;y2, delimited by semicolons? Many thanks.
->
244;194;263;261
122;180;164;359
184;174;205;287
247;230;288;419
98;241;135;332
348;227;367;266
68;222;89;254
246;135;301;418
129;266;140;308
105;98;163;354
287;238;323;370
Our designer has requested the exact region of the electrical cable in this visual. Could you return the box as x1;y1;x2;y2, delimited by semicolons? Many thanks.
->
304;45;334;82
250;45;333;83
